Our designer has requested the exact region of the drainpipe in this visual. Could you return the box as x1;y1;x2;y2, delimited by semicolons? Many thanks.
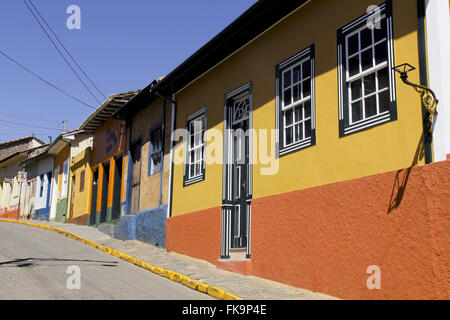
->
61;138;72;223
148;83;177;218
158;99;166;207
125;118;133;216
417;0;434;164
146;80;177;218
67;145;73;224
47;154;55;221
167;94;177;219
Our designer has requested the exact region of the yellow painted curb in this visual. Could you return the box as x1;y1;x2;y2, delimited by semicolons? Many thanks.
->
0;219;242;300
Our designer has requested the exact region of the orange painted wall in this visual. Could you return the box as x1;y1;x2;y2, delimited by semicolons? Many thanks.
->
166;206;221;265
92;118;126;167
0;208;18;219
91;157;121;213
166;159;450;300
90;118;127;215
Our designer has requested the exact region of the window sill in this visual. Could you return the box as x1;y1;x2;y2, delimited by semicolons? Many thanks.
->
147;171;162;178
279;138;315;157
341;112;395;137
183;175;205;187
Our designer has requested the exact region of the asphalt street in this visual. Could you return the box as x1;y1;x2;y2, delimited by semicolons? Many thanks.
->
0;222;213;300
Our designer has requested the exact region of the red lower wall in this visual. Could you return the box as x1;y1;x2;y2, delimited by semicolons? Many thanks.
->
0;208;19;219
166;160;450;300
167;207;221;265
67;214;88;226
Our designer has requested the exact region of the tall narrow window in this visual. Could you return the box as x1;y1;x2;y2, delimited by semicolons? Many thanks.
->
276;45;316;157
338;0;396;136
79;170;85;193
149;125;163;176
39;175;45;197
184;108;207;186
30;179;37;197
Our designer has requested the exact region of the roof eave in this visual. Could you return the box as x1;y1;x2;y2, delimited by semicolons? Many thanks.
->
80;90;141;131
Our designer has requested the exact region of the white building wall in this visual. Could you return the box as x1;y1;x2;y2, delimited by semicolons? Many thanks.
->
34;157;54;210
18;179;27;217
1;181;10;209
4;163;22;210
8;177;19;209
49;165;60;221
0;181;3;207
71;135;93;159
426;0;450;162
30;139;43;149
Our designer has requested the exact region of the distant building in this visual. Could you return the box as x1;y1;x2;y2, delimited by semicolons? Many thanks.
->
0;139;46;219
0;136;44;162
46;130;81;223
79;91;138;227
66;132;93;225
21;146;55;221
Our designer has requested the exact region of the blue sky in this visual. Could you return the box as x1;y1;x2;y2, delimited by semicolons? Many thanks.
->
0;0;258;143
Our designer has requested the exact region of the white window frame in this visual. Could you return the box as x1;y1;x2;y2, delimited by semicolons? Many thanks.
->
276;45;316;157
338;0;397;137
38;174;45;198
30;178;38;197
149;124;163;177
345;16;390;124
184;108;207;186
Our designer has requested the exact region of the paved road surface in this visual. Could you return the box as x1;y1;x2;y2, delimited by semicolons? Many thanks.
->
0;222;212;300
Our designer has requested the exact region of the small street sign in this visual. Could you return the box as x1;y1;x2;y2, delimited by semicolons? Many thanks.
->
17;171;27;183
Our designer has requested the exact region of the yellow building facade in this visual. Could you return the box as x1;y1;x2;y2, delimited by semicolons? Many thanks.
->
170;0;426;216
67;134;93;225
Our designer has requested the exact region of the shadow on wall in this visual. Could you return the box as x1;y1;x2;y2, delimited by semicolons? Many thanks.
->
387;133;425;214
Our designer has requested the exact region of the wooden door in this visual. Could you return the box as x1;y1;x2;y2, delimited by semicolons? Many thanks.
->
130;141;141;214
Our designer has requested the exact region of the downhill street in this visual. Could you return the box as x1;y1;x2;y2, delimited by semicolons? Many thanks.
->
0;222;212;300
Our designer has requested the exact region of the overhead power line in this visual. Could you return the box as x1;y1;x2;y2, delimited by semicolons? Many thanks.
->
0;112;60;123
0;119;62;131
23;0;102;105
0;49;96;110
27;0;107;100
0;133;57;136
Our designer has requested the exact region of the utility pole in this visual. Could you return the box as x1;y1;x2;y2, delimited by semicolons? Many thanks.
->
16;181;22;221
61;120;67;132
16;172;27;221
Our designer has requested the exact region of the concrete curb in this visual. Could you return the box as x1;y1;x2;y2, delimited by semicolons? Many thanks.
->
0;219;242;300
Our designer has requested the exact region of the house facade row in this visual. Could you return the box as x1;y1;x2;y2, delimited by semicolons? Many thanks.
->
1;0;449;300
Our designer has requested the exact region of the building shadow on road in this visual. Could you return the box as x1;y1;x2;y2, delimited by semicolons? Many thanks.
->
0;258;119;268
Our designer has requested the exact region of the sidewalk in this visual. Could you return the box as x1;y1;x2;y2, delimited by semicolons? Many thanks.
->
14;219;338;300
